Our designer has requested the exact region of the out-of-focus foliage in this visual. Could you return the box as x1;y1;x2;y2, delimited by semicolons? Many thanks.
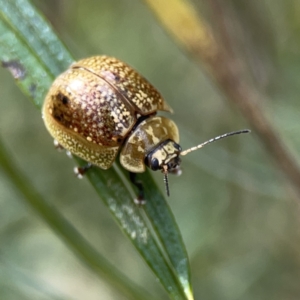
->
0;0;300;299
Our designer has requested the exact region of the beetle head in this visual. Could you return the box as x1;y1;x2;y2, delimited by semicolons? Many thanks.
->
144;129;251;197
145;139;182;196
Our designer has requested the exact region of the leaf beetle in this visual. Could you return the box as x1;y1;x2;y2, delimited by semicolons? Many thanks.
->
42;56;250;203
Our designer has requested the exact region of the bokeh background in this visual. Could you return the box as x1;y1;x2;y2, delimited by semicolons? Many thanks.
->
1;0;300;299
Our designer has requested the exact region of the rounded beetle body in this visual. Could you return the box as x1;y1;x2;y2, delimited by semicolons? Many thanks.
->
42;56;179;172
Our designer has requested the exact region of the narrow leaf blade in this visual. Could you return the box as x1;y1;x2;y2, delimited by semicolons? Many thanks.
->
0;0;193;298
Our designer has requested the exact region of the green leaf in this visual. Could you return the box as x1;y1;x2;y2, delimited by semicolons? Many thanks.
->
118;164;193;298
0;138;154;300
0;0;193;299
140;171;193;299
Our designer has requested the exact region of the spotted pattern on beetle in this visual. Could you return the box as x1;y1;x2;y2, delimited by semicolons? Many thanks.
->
42;56;176;170
120;116;179;172
72;56;173;114
44;115;119;169
45;67;137;146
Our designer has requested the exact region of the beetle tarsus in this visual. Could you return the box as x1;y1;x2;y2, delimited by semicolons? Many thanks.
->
134;197;146;206
53;139;64;151
66;150;73;158
74;163;92;179
130;172;146;204
169;165;182;176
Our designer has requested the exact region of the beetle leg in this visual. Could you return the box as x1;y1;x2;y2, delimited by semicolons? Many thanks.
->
74;163;93;179
169;165;182;176
53;139;64;151
129;172;146;205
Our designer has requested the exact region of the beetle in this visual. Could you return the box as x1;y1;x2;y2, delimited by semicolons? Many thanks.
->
42;56;250;203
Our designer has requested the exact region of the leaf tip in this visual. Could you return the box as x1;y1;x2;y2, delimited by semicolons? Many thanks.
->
183;283;194;300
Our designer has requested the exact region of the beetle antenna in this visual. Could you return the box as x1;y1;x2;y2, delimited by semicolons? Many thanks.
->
162;165;170;197
180;129;251;156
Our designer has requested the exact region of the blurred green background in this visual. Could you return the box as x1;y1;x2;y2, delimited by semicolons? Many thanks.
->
1;0;300;299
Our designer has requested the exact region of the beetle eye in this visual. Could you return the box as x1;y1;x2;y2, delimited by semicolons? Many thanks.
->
150;158;160;171
174;144;182;151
